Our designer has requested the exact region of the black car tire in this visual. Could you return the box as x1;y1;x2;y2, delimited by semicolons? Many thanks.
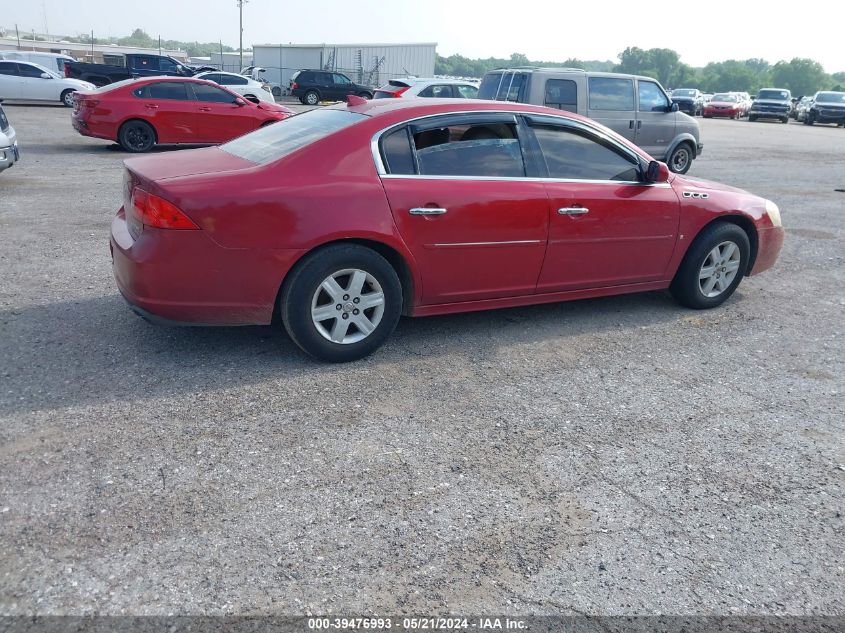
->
357;91;373;99
281;244;403;362
781;117;789;124
304;90;320;106
804;115;814;125
667;142;693;175
118;120;156;153
749;115;757;122
61;89;75;108
670;222;750;310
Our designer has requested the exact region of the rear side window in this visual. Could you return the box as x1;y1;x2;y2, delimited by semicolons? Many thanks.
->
588;77;635;111
219;74;247;86
380;128;415;175
411;122;525;178
147;82;190;100
418;85;453;98
131;56;158;71
544;79;577;112
192;83;237;103
222;109;366;165
456;85;478;98
0;62;17;76
531;123;640;181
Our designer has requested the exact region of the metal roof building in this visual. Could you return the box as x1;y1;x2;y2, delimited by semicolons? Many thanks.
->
252;43;436;92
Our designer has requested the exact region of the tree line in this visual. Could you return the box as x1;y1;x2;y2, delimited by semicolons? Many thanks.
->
62;28;237;58
437;48;845;97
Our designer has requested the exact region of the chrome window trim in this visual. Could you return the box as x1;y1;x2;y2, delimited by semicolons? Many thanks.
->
370;109;651;185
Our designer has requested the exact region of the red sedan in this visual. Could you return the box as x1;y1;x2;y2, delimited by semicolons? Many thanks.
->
111;98;784;361
72;77;292;152
703;93;743;119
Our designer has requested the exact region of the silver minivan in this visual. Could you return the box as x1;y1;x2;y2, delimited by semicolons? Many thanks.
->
479;68;702;174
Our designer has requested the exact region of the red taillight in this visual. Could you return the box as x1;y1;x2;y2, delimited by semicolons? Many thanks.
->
291;82;299;90
392;86;410;97
130;188;199;230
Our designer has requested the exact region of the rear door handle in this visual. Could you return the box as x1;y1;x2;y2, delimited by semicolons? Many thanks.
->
409;207;447;216
629;120;635;129
558;206;589;216
144;104;158;109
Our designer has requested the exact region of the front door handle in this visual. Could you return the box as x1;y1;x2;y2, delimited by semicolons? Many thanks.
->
637;120;642;129
199;106;212;112
410;207;447;216
629;119;635;129
558;206;589;216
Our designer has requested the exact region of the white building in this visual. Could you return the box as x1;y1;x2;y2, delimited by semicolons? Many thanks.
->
252;43;436;92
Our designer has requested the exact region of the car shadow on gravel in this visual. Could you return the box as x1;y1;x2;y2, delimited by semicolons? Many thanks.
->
0;291;681;416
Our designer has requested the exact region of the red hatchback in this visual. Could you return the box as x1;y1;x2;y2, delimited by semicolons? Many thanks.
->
72;77;292;152
111;98;784;361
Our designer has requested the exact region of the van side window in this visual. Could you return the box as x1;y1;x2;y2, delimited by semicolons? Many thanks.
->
638;81;670;112
588;77;635;111
530;124;640;182
544;79;577;113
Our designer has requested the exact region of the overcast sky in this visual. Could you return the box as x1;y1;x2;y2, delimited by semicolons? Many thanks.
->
6;0;844;72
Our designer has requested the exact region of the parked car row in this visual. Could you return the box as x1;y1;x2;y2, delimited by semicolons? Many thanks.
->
801;91;845;126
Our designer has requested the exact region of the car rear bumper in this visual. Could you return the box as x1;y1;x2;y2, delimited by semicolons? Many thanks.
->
110;208;305;325
750;226;785;276
72;116;113;140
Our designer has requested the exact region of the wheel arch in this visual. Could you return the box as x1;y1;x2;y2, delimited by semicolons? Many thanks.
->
274;237;417;323
692;214;759;276
664;134;698;161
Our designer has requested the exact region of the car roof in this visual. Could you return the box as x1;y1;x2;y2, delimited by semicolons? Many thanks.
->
487;67;664;83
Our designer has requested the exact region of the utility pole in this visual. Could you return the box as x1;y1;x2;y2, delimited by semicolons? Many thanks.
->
15;24;20;50
237;0;248;71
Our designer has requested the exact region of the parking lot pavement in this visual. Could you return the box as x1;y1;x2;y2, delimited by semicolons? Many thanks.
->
0;106;843;617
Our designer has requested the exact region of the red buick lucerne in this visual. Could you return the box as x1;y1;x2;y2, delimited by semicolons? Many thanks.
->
72;77;292;152
111;98;784;362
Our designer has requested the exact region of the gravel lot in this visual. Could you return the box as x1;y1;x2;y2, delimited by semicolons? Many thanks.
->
0;103;843;617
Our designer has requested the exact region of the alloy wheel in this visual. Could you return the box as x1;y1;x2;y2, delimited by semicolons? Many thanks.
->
698;241;741;297
311;268;385;344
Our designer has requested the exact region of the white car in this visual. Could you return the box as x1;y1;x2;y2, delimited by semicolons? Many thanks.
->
193;71;275;104
0;102;19;174
0;60;94;107
373;77;479;99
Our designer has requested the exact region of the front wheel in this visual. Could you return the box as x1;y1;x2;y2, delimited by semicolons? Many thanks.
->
61;89;75;108
670;222;750;310
749;115;757;122
804;115;814;126
281;244;403;362
667;143;693;174
304;90;320;106
357;91;373;99
118;120;156;153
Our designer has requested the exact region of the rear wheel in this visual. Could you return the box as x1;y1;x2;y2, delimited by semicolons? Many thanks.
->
670;222;750;310
667;142;693;174
357;91;373;99
281;244;403;362
60;89;75;108
118;120;156;153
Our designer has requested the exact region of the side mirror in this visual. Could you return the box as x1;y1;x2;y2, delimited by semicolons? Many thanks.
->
234;97;247;106
40;72;52;79
645;160;671;183
668;102;679;112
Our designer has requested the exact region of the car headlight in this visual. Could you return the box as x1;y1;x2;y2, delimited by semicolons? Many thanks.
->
765;199;782;227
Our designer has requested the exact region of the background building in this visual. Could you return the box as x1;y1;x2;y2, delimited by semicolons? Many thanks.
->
252;43;437;92
0;35;187;63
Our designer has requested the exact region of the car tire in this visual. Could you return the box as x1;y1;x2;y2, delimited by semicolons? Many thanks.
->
304;90;320;106
118;120;156;153
781;117;789;124
670;222;750;310
667;142;693;175
357;91;373;99
804;116;814;126
60;89;75;108
749;115;757;122
280;244;403;362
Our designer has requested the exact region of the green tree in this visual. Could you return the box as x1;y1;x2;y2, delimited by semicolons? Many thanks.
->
770;58;829;96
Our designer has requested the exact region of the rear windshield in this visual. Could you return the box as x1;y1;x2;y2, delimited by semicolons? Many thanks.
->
86;78;143;94
757;89;789;100
221;109;366;165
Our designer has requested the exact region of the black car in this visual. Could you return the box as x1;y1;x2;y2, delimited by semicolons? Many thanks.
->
290;70;373;105
671;88;703;116
804;91;845;126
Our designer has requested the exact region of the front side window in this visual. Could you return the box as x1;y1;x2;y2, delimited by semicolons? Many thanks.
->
638;81;669;112
147;82;190;100
333;74;351;85
160;58;177;73
544;79;578;113
456;85;478;99
131;56;157;71
192;83;237;103
588;77;635;111
411;121;525;178
531;123;640;182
